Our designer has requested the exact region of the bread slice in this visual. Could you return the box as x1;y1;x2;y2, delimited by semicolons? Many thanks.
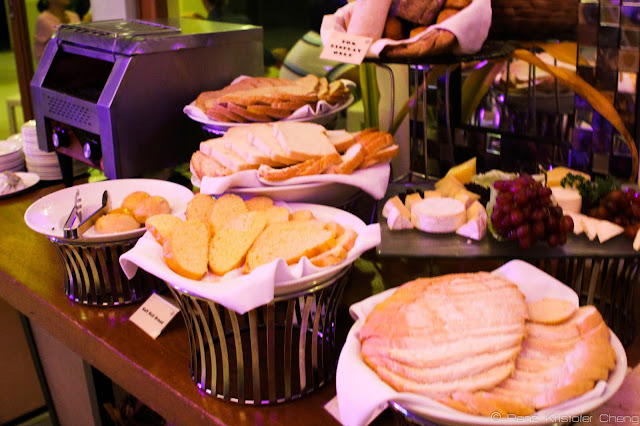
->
527;298;577;324
190;150;232;180
309;227;358;267
248;123;298;165
359;144;400;169
244;195;274;211
257;152;341;181
273;122;337;162
358;131;394;155
200;138;258;172
263;206;290;225
245;220;336;273
326;130;357;153
207;193;248;235
327;143;365;175
290;209;315;221
163;220;210;280
208;211;267;275
223;126;283;167
145;214;183;246
186;193;216;225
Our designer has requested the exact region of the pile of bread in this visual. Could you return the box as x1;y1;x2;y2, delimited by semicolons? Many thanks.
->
195;75;350;123
144;194;358;280
94;191;171;234
190;122;399;182
360;272;617;416
347;0;473;58
382;174;487;240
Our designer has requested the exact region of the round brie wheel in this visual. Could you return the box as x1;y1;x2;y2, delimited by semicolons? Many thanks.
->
411;197;466;233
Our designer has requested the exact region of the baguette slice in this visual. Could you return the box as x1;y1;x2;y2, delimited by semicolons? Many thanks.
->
327;143;365;175
244;195;274;211
245;220;336;273
208;211;267;275
273;121;337;162
186;193;216;224
163;220;210;280
145;214;182;246
359;144;400;169
207;193;248;235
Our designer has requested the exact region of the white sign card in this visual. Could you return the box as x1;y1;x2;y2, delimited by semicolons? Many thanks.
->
129;293;180;339
320;32;372;65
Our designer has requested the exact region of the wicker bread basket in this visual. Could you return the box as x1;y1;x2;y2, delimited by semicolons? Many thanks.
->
490;0;579;40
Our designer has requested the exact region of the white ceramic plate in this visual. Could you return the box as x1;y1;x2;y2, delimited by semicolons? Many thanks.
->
0;172;40;199
337;260;628;426
186;93;355;134
0;139;23;158
24;178;194;243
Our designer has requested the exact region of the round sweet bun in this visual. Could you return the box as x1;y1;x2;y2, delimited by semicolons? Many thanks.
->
109;206;135;217
384;16;404;40
527;297;577;324
133;195;171;224
94;213;141;234
121;191;151;211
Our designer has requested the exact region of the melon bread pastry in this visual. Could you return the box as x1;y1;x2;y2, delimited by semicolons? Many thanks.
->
360;272;617;417
195;74;351;123
190;123;399;182
94;190;171;234
150;194;359;279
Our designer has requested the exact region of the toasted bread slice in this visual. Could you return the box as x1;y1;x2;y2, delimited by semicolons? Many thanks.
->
208;211;268;275
207;193;248;235
245;220;336;273
186;193;216;225
163;220;210;280
145;214;182;246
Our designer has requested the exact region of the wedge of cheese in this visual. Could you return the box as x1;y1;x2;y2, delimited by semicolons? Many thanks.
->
596;220;624;243
404;192;423;211
445;157;476;184
546;167;591;187
411;197;466;233
456;200;488;240
382;196;413;230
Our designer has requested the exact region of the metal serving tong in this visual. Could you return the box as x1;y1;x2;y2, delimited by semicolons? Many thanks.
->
63;190;111;239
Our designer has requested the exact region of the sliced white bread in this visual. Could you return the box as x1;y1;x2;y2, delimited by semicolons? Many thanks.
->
223;126;283;167
273;121;337;162
208;211;268;275
248;123;298;165
245;220;335;273
145;214;183;246
190;150;232;180
326;129;357;153
207;193;248;235
200;138;258;172
163;220;210;280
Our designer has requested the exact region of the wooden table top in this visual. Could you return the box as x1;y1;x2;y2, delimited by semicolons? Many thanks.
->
1;177;638;426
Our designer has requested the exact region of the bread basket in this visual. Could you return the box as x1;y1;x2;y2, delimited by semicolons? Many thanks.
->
24;178;194;306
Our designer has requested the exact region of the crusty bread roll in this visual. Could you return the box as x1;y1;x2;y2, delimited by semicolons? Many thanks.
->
133;195;171;224
94;213;141;234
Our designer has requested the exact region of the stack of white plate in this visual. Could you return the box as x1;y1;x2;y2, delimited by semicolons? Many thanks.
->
21;120;89;181
0;134;26;172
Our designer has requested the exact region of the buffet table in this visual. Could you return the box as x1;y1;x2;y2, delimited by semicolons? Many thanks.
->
0;178;342;426
2;178;640;426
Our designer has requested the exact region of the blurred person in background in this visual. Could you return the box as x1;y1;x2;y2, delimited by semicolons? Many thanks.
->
34;0;80;62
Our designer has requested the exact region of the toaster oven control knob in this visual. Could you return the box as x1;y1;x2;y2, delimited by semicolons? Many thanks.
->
83;141;101;163
52;129;69;148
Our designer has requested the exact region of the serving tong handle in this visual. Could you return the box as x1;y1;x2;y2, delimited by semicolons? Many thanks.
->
63;190;110;239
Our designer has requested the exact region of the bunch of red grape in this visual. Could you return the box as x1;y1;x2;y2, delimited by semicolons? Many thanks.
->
490;174;574;249
586;188;640;238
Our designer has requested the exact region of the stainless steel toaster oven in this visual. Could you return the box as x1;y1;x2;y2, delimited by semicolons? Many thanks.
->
31;18;263;183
